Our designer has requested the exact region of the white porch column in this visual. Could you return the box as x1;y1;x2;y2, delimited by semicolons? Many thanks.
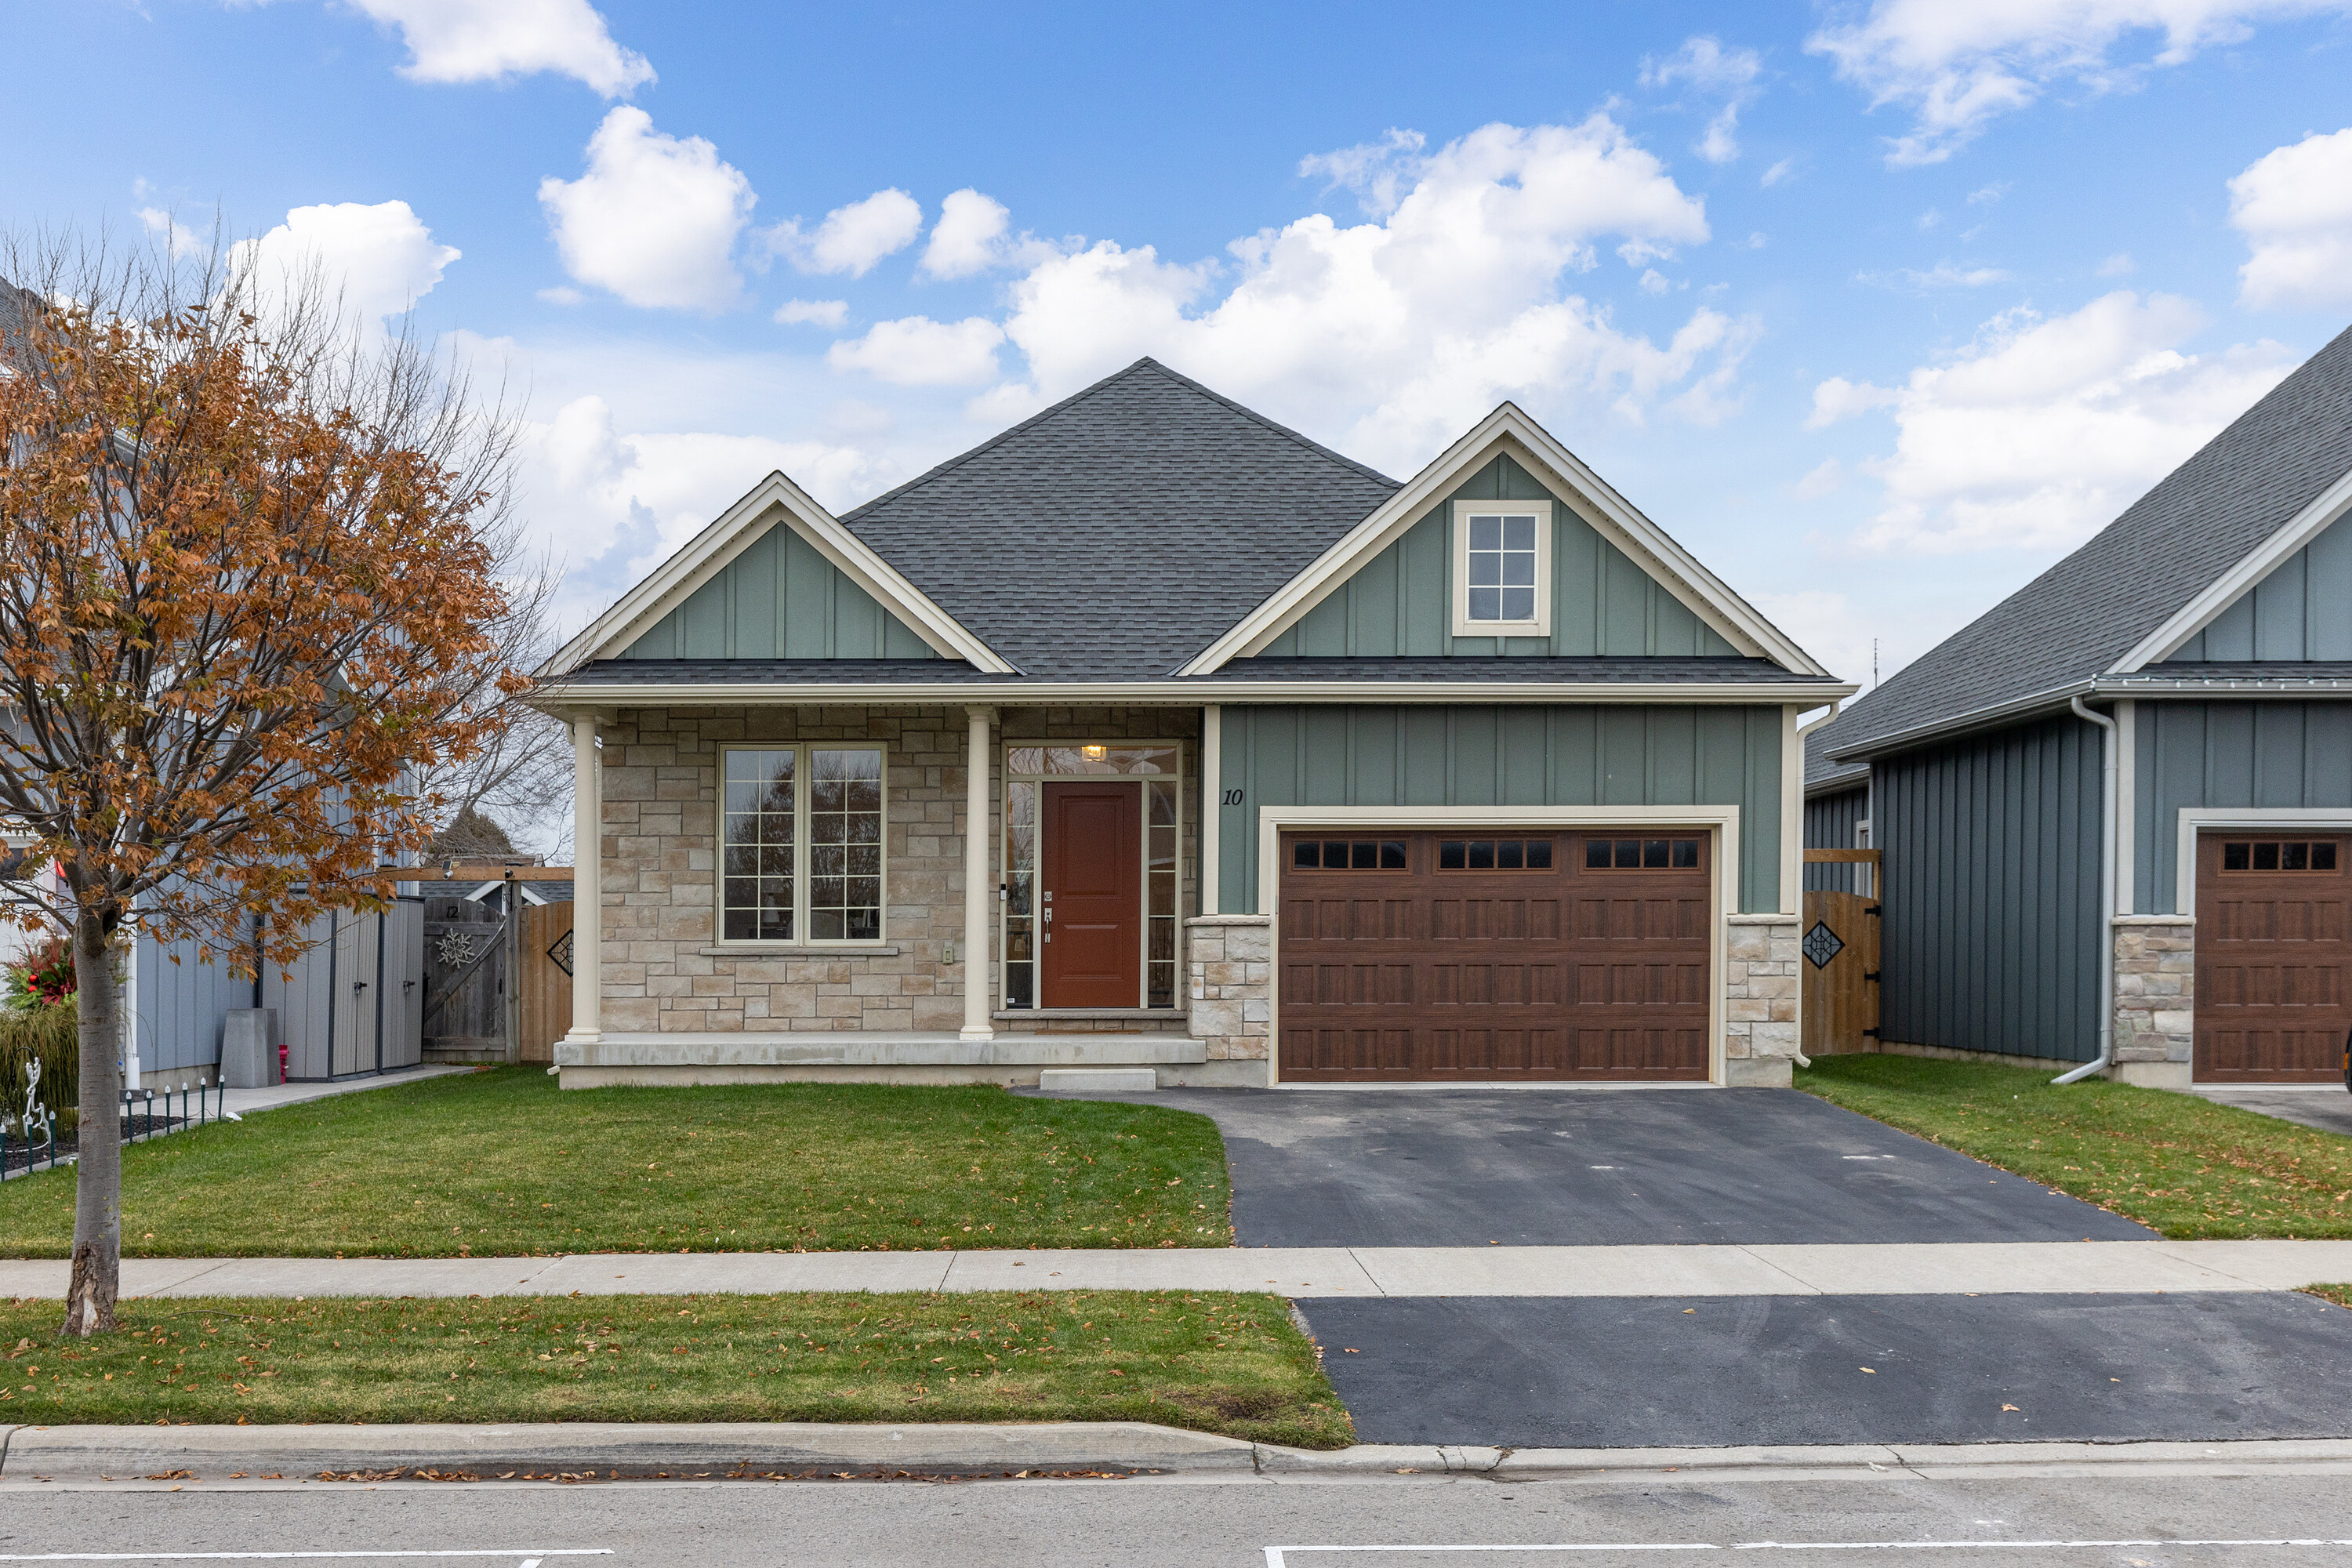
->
960;706;996;1041
564;712;602;1044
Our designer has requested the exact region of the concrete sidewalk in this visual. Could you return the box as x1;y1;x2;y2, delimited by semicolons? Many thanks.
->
9;1238;2352;1301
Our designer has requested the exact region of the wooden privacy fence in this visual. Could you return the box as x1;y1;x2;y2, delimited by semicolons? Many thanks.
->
519;899;575;1063
1801;849;1881;1058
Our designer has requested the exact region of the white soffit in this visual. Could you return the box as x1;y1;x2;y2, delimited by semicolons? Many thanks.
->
1181;405;1828;677
2111;463;2352;673
540;470;1017;676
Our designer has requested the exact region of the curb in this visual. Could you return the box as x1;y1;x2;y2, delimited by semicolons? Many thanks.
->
9;1425;2352;1483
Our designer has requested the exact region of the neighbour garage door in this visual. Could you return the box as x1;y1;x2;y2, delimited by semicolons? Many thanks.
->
1277;829;1711;1082
2194;831;2352;1083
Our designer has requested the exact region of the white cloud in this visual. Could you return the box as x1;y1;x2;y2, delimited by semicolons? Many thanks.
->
2097;251;2136;275
1827;291;2294;553
827;315;1007;387
539;285;585;305
1760;158;1796;187
1806;1;2349;165
2230;126;2352;308
767;189;924;278
1640;36;1764;164
775;299;849;328
1857;261;2015;289
539;107;753;310
1968;180;2011;204
514;394;887;626
921;189;1011;279
1639;268;1673;295
980;114;1738;466
339;0;653;95
1792;457;1845;499
227;199;459;321
138;206;203;260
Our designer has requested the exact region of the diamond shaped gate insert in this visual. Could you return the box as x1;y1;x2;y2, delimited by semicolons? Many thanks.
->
1802;920;1846;969
546;929;576;977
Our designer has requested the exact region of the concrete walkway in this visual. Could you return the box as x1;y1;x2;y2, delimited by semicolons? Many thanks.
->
220;1062;477;1118
8;1238;2352;1301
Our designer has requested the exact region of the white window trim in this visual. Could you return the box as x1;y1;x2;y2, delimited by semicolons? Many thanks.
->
714;742;891;948
2174;808;2352;916
1450;499;1552;640
1000;742;1186;1012
1253;803;1739;1088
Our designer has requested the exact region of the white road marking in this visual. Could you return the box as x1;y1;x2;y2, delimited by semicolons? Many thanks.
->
1265;1541;2352;1563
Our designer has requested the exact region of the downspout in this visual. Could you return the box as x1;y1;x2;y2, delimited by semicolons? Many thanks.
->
1788;700;1845;1071
2055;695;2118;1085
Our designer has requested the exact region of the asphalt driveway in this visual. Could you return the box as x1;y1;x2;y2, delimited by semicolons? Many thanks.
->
1109;1086;2154;1246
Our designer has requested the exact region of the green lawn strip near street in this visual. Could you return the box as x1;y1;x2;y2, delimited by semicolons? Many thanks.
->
0;1289;1351;1449
1798;1054;2352;1238
0;1069;1233;1258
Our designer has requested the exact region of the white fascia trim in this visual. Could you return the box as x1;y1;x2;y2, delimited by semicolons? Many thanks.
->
539;470;1016;676
2094;674;2352;695
1252;802;1740;1087
2174;807;2352;916
1184;405;1828;676
2111;463;2352;673
529;678;1860;712
1820;681;2092;764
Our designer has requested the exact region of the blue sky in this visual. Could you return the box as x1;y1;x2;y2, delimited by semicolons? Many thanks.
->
10;0;2352;691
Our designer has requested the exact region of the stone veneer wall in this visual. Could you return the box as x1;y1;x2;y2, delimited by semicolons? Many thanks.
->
1725;913;1801;1086
600;704;1200;1036
1183;915;1271;1069
2111;913;2194;1087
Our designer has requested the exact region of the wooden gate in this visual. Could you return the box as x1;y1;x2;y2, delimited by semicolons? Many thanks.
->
1802;849;1881;1057
517;900;575;1063
423;895;507;1062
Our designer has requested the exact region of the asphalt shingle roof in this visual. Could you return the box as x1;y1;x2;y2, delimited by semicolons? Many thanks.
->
1820;321;2352;764
837;358;1402;680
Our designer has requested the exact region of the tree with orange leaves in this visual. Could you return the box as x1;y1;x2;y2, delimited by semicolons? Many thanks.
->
0;237;533;1335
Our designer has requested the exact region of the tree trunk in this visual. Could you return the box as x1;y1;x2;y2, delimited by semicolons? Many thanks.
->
61;913;120;1337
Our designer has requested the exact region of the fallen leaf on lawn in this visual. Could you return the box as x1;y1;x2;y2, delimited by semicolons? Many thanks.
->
1860;1367;1876;1374
2002;1404;2020;1411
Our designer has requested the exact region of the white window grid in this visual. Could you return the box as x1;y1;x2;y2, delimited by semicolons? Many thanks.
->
1450;498;1552;637
718;744;887;944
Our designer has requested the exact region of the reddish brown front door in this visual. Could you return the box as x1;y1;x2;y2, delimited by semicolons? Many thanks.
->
1041;782;1142;1007
1278;829;1711;1082
2194;832;2352;1082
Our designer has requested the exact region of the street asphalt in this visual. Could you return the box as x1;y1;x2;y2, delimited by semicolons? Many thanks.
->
13;1459;2352;1566
1045;1086;2154;1245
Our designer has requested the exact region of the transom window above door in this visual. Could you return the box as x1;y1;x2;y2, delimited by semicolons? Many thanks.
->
720;746;885;942
1453;499;1551;637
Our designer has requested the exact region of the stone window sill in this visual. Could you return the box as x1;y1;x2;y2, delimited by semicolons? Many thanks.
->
699;945;904;958
993;1007;1189;1022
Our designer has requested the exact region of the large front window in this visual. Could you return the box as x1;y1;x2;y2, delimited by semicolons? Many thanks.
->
721;746;884;942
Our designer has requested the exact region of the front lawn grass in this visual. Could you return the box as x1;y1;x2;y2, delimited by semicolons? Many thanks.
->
0;1069;1232;1258
1798;1053;2352;1238
0;1289;1349;1449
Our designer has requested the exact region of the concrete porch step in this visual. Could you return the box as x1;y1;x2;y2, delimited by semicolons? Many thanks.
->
557;1032;1207;1069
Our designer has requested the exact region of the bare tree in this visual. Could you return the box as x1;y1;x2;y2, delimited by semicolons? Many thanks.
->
0;227;533;1334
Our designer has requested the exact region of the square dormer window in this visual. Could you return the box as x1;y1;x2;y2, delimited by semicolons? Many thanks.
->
1452;499;1550;637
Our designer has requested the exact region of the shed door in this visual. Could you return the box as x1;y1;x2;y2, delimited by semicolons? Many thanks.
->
1278;829;1711;1082
2194;832;2352;1083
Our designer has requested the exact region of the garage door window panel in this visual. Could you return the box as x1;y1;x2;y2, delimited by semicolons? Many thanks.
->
2195;831;2351;1082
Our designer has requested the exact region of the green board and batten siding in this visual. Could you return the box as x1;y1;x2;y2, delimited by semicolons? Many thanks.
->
621;519;938;660
1257;454;1744;659
1214;704;1784;914
2133;700;2352;913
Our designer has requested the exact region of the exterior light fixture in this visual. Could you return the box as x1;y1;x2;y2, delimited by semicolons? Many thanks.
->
1081;744;1107;760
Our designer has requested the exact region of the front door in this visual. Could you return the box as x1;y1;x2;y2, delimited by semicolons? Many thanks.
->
1041;782;1142;1007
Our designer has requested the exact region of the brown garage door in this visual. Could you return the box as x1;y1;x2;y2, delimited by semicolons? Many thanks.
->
1277;829;1711;1082
2195;832;2352;1083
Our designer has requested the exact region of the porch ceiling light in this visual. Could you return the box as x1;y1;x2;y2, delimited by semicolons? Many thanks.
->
1081;744;1107;760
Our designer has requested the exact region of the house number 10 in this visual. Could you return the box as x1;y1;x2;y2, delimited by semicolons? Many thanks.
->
1221;789;1244;806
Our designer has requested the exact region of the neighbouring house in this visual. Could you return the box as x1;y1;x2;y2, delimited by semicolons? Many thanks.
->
533;358;1852;1089
1808;322;2352;1087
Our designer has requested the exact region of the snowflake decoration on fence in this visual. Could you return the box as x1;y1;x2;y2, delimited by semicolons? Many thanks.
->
435;931;476;968
1801;921;1846;970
